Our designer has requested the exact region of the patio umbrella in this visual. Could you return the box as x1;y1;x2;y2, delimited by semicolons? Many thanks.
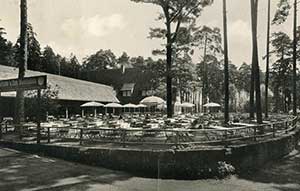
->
80;101;104;117
137;104;147;108
80;101;104;107
181;102;195;113
137;104;147;112
140;96;165;106
105;103;123;114
157;102;166;110
123;103;138;112
203;102;221;107
203;102;221;113
181;102;195;108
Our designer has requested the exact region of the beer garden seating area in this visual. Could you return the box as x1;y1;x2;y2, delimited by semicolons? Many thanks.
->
1;112;297;149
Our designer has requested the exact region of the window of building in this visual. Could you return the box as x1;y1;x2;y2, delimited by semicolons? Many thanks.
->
121;83;135;97
122;90;132;97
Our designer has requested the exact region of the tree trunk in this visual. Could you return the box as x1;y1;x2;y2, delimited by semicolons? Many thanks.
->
292;0;297;116
202;35;208;106
166;43;173;118
265;0;270;119
15;0;28;128
251;0;263;124
249;45;255;119
249;43;255;119
223;0;229;124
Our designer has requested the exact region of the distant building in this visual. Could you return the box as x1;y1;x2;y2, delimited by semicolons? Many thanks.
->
0;65;119;118
81;65;156;104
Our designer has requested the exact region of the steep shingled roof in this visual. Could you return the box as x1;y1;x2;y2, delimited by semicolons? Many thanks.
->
0;65;119;103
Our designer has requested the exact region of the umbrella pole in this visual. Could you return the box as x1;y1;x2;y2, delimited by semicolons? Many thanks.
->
65;107;69;119
94;108;97;118
82;109;84;117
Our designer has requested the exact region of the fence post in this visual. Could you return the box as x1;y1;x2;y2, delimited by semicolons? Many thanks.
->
0;122;2;140
272;124;275;138
285;121;289;134
121;129;126;148
36;89;41;144
225;130;229;147
5;122;7;133
175;131;179;149
47;127;50;143
80;129;83;145
253;126;257;141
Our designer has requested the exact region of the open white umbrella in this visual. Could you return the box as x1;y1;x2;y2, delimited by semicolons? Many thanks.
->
80;101;104;107
137;104;147;112
137;104;147;108
105;103;123;114
203;102;221;107
140;96;165;106
80;101;104;117
123;103;138;108
105;103;123;108
123;103;138;112
181;102;195;108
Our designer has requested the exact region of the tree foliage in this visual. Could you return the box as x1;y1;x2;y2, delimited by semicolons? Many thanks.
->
15;24;42;71
82;49;117;71
25;85;60;121
131;0;214;117
272;0;291;25
270;32;293;112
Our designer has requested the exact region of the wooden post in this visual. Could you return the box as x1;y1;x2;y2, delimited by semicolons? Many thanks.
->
253;126;257;141
18;124;23;140
286;121;289;134
122;129;126;148
224;130;228;147
0;122;2;140
65;107;69;119
0;92;2;139
36;89;41;144
272;124;275;138
80;128;83;145
175;131;179;149
47;127;50;143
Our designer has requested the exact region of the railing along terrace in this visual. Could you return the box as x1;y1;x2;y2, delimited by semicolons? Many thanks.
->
0;116;298;148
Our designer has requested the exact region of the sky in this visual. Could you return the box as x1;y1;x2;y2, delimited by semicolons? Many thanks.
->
0;0;296;69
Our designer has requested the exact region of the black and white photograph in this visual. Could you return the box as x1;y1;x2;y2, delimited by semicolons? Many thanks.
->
0;0;299;190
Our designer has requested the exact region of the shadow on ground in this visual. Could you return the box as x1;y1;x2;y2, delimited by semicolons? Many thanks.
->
0;147;132;191
238;144;300;191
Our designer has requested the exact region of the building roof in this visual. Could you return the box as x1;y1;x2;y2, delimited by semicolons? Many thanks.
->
80;67;158;104
0;65;119;103
82;67;154;90
120;83;135;92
